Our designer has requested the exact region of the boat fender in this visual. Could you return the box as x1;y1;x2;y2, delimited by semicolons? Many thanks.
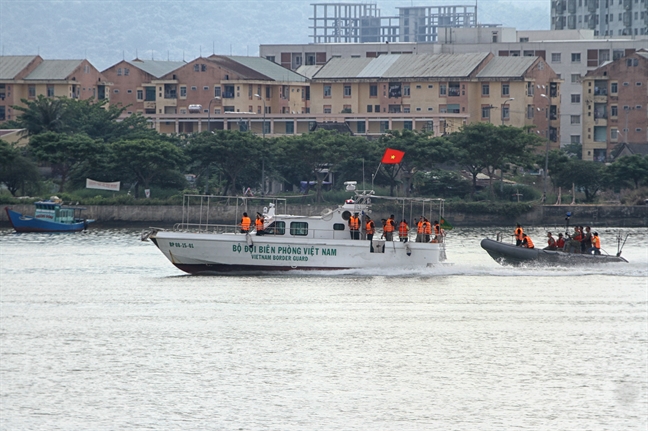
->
405;244;411;256
246;232;253;249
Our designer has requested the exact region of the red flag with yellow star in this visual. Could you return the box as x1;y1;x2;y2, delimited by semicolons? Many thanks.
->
381;148;405;164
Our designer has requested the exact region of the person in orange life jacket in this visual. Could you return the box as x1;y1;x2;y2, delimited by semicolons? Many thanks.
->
423;218;432;243
433;220;443;242
348;212;360;240
513;223;524;246
566;226;581;253
544;232;557;250
255;213;265;236
383;214;395;241
588;232;601;255
240;212;251;233
366;216;375;252
522;233;534;249
556;233;566;250
398;219;409;242
416;216;425;242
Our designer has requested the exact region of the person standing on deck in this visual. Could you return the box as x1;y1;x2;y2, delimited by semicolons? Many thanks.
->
416;217;424;242
349;212;360;240
383;214;395;241
240;212;251;234
255;213;265;236
588;232;601;255
398;219;409;242
366;217;375;243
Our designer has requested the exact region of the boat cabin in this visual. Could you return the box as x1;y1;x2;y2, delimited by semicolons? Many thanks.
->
34;201;78;224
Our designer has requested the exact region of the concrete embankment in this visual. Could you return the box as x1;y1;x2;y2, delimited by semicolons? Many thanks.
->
2;204;647;227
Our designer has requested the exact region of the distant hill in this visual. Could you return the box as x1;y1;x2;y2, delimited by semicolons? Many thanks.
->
0;0;549;71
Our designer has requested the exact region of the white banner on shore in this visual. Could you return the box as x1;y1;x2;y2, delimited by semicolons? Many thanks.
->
86;178;121;191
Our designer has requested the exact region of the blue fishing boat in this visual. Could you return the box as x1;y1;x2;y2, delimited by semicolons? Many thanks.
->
5;200;94;232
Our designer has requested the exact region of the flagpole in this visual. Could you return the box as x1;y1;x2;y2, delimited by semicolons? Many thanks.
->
371;162;382;191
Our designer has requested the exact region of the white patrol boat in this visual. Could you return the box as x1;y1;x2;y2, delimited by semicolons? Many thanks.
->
142;189;447;274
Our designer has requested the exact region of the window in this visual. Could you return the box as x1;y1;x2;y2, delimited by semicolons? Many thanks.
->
571;74;581;83
286;122;294;134
526;82;534;96
551;53;561;63
357;121;366;134
502;105;510;120
113;89;119;94
439;83;447;96
194;64;199;72
428;84;433;89
403;85;410;97
127;89;132;94
570;135;580;144
527;105;534;119
482;83;490;96
342;104;352;113
375;105;380;113
403;121;412;130
47;85;55;97
571;53;581;63
214;86;221;98
571;115;581;124
265;221;285;235
145;87;155;101
370;85;378;97
502;83;510;96
571;94;581;103
611;128;618;140
333;223;345;231
124;68;130;76
137;89;143;100
203;86;209;90
611;105;618;116
367;105;373;113
379;121;389;133
481;106;491;119
117;68;122;76
637;82;643;86
448;83;460;97
290;222;308;236
28;85;36;98
324;85;331;97
323;105;331;114
611;82;618;93
439;105;447;113
343;85;351;97
191;86;197;91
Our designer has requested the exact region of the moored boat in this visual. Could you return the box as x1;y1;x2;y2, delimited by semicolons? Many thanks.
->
481;237;628;266
142;191;448;274
5;199;94;233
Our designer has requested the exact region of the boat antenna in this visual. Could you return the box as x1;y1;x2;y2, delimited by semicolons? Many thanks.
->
616;232;630;257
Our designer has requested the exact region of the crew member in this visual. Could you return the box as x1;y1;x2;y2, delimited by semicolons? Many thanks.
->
514;224;524;246
349;212;360;240
366;216;375;242
255;213;265;236
556;233;565;250
544;232;557;250
433;220;442;242
416;217;424;242
582;226;592;254
398;219;409;242
522;233;535;249
589;232;601;255
383;214;395;241
240;212;251;234
423;218;432;243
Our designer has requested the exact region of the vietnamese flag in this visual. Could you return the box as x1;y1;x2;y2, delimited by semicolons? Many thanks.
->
381;148;405;164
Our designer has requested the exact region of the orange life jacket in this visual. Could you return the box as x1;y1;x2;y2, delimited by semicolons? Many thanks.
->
349;216;359;230
573;232;582;241
398;222;409;237
524;236;534;248
592;236;600;249
547;237;556;247
255;218;264;231
434;223;440;235
556;238;565;248
366;221;375;235
241;216;251;231
384;218;395;233
423;221;432;235
515;227;524;241
417;220;424;234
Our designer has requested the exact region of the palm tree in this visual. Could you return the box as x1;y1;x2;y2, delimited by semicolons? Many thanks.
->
12;95;66;135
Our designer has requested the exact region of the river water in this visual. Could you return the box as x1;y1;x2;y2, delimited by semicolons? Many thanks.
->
1;226;646;430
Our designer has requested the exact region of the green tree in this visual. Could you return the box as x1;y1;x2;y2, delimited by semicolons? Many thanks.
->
608;155;648;190
274;129;355;202
450;123;541;198
185;130;262;196
552;159;607;202
12;95;66;135
29;132;102;192
110;138;187;198
0;141;41;196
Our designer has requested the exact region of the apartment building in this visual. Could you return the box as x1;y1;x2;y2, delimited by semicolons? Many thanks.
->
102;55;308;134
551;0;648;36
261;28;647;148
0;55;108;124
309;52;561;146
581;49;648;161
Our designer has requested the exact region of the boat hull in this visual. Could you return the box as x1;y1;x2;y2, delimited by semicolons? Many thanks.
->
5;207;89;233
480;238;627;266
150;230;446;274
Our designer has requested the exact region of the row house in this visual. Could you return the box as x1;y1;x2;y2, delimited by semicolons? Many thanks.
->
102;56;309;134
0;55;108;123
309;52;561;145
582;49;648;162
